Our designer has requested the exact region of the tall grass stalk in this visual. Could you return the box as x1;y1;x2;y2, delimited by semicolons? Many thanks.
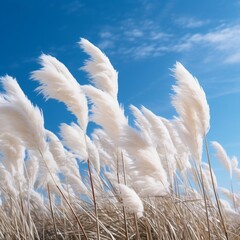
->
204;135;229;240
87;158;100;239
47;184;58;240
198;165;211;240
117;150;129;240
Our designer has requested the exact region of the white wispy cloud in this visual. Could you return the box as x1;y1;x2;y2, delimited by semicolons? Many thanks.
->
97;14;240;64
62;0;84;14
225;53;240;64
98;39;115;50
175;24;240;63
182;24;240;49
209;88;240;99
99;31;113;39
173;17;209;28
98;18;172;59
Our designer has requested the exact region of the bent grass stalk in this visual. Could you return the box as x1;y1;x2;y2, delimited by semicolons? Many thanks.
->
117;150;129;240
84;133;100;240
204;135;229;240
87;158;100;240
47;184;58;240
198;165;211;240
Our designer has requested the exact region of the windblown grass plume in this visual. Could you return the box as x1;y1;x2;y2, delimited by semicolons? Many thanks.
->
0;39;239;240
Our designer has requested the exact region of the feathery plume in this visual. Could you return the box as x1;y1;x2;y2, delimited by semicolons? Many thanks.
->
160;117;191;172
25;152;39;189
0;133;25;178
0;75;60;188
133;176;169;197
60;123;100;172
171;62;210;163
46;130;89;193
202;162;218;194
129;105;153;144
85;135;100;173
79;38;118;100
219;199;240;224
172;62;210;135
31;54;88;132
231;156;238;170
218;187;240;202
120;125;169;190
118;184;144;218
141;106;177;183
0;164;18;198
60;123;88;160
92;129;117;168
82;85;128;144
79;39;128;145
211;141;232;178
0;75;47;152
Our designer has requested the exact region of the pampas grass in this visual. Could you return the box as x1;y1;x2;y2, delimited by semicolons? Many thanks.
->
0;39;239;239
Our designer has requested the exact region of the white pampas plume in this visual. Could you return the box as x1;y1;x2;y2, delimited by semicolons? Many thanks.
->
141;106;176;154
0;164;18;197
60;123;100;172
211;141;232;178
36;150;61;190
0;75;47;152
0;133;25;178
218;187;240;202
28;189;47;213
25;152;39;189
118;184;144;218
235;168;240;180
0;76;61;188
140;106;177;182
171;62;210;163
129;105;175;186
47;130;81;176
82;85;128;144
46;130;69;170
172;62;210;134
202;162;218;194
219;199;240;224
160;117;191;173
92;129;117;168
129;105;153;145
64;172;89;196
46;130;89;193
133;176;169;197
79;39;128;144
231;156;240;180
86;135;100;173
120;125;169;190
218;187;240;209
79;38;118;100
231;156;238;170
31;54;88;132
60;123;88;160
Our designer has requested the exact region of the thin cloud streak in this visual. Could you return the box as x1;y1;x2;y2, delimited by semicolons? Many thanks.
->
173;16;209;29
97;18;240;64
208;88;240;99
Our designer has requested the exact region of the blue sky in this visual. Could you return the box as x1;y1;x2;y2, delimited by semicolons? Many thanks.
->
0;0;240;187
